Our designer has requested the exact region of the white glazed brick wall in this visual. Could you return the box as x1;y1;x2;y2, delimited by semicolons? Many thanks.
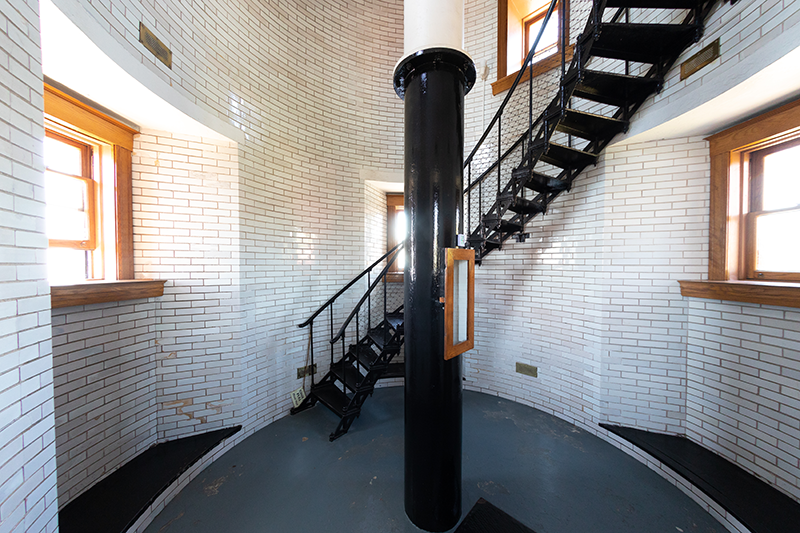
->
0;0;59;531
132;131;243;440
686;301;800;502
42;0;404;524
51;299;159;506
465;157;607;430
600;138;710;433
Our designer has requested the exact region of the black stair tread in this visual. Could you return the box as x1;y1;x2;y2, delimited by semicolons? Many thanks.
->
572;69;660;107
352;343;379;367
557;109;628;140
508;197;546;215
513;167;570;194
606;0;698;7
330;361;364;391
601;424;800;533
590;23;698;64
368;324;395;350
470;236;501;252
385;312;404;332
312;383;352;417
535;141;597;169
483;213;522;234
381;362;405;379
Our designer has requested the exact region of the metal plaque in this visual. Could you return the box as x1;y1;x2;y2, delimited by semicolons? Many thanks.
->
516;362;538;378
139;22;172;69
681;39;720;81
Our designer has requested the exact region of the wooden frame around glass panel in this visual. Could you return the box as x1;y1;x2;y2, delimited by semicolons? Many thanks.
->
444;248;475;361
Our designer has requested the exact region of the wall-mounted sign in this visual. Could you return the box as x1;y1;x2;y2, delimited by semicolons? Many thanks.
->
139;22;172;69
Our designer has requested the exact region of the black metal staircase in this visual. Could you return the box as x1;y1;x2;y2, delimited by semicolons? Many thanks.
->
464;0;720;262
295;0;730;440
292;245;405;441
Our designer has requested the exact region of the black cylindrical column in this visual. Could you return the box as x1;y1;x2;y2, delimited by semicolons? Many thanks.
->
393;49;475;532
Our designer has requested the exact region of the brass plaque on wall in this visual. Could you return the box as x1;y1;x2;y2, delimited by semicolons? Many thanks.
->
680;39;719;81
139;22;172;69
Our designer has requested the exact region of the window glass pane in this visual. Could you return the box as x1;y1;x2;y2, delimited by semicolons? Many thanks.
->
526;9;558;57
44;136;83;176
762;144;800;211
47;247;88;285
45;171;91;241
755;210;800;272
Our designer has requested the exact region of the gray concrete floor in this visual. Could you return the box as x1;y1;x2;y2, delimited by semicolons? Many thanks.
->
144;387;724;533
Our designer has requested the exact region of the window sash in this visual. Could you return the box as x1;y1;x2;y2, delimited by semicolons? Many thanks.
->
44;131;98;251
742;136;800;281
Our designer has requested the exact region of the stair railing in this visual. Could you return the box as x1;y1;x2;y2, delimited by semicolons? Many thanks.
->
329;243;404;392
463;0;565;247
298;242;404;390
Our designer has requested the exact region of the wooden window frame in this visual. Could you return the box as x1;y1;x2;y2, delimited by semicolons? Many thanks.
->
743;137;800;281
523;5;558;66
44;130;98;251
678;97;800;308
493;0;572;96
44;83;164;307
387;194;404;283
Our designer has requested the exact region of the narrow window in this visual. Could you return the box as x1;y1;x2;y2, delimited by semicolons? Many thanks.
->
387;194;405;281
494;0;569;95
44;130;101;284
745;138;800;280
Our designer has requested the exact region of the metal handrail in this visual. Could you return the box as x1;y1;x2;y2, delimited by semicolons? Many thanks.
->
463;0;559;169
297;242;404;328
331;243;403;345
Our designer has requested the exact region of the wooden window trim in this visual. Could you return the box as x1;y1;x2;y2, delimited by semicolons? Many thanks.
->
45;84;159;307
679;97;800;307
493;0;571;96
443;248;475;360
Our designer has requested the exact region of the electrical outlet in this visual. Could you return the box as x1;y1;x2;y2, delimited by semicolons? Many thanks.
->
516;362;538;378
297;364;317;379
290;387;306;408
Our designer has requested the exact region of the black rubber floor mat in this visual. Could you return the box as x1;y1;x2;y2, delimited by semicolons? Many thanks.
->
59;426;240;533
455;498;537;533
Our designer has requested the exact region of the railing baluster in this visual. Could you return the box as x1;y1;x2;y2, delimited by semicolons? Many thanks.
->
367;269;371;331
497;116;501;220
468;163;472;235
625;8;630;76
330;305;334;368
341;335;347;402
310;322;315;387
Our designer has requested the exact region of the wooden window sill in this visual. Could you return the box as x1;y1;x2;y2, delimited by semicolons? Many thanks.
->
679;280;800;309
491;45;574;96
51;279;166;309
